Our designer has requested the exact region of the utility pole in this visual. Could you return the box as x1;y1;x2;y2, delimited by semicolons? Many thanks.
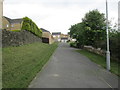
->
106;0;110;71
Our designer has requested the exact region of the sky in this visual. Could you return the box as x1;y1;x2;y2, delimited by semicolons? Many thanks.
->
3;0;119;34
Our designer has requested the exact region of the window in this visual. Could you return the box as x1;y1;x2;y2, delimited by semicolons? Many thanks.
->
6;24;9;27
58;35;60;38
53;35;56;37
11;24;14;27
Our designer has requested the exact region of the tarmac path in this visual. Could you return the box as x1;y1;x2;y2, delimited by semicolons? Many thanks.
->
29;43;118;88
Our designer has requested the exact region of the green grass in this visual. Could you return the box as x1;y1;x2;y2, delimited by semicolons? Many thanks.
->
0;48;2;89
2;42;58;88
77;50;120;76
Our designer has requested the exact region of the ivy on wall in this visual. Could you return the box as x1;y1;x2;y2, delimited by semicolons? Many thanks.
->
21;17;42;37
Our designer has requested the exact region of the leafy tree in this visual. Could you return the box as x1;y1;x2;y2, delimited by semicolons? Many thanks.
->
69;9;106;48
82;9;106;47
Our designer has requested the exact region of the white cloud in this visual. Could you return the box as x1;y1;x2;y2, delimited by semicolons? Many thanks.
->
3;0;119;34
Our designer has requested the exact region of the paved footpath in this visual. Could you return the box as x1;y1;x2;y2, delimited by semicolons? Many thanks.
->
29;43;118;88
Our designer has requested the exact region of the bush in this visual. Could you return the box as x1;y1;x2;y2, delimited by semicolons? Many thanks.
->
109;32;120;61
70;42;77;48
96;31;120;62
21;17;42;38
67;40;70;43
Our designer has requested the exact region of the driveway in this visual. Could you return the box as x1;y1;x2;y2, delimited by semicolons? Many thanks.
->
29;43;118;88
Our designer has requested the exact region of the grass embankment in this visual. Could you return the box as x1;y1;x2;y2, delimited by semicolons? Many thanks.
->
77;50;120;76
3;42;58;88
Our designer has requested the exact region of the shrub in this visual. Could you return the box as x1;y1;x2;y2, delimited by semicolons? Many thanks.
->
21;17;42;38
109;32;120;61
67;40;70;43
70;42;77;48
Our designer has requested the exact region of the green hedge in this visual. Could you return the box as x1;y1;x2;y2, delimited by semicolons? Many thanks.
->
21;17;42;37
70;42;77;48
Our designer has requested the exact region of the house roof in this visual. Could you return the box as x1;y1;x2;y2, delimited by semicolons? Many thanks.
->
40;28;50;33
52;32;61;35
3;16;23;24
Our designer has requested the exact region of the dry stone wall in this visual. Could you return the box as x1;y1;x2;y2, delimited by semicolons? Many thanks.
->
84;45;106;56
2;30;42;47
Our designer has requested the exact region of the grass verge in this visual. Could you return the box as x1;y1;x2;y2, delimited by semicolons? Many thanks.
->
2;42;58;88
77;49;120;76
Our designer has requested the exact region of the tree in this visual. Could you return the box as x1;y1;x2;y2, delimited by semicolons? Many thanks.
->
82;9;106;47
69;9;106;48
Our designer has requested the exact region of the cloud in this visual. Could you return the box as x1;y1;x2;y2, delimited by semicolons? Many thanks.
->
3;0;118;34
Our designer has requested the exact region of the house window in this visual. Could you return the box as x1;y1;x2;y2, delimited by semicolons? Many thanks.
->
11;24;14;27
6;24;9;27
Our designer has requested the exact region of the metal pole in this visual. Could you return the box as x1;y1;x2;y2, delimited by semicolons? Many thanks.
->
106;0;110;71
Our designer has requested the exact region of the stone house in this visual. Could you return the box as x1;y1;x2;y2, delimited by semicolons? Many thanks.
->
52;32;61;42
41;28;54;44
60;34;69;42
2;16;23;30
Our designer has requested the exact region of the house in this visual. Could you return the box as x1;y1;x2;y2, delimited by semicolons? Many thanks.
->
60;34;69;42
0;0;3;29
61;37;68;42
41;28;54;44
2;16;23;30
52;32;61;42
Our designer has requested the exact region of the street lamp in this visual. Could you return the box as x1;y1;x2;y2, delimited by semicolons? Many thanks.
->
106;0;110;71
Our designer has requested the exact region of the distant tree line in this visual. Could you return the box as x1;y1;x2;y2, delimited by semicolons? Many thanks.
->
69;9;120;61
22;17;42;38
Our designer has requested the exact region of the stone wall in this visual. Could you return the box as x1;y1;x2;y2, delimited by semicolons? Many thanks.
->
84;45;106;56
2;30;42;47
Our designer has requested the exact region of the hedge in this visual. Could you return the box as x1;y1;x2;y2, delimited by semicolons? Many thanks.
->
21;17;42;37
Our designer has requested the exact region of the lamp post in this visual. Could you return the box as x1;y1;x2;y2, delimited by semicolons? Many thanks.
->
106;0;110;71
118;1;120;31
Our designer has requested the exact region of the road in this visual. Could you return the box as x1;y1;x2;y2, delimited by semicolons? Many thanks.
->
29;43;118;88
